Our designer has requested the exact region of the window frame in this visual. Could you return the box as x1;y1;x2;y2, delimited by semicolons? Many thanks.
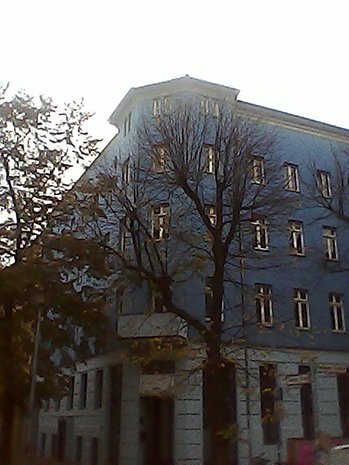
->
152;204;170;241
294;289;311;330
205;205;217;226
203;145;216;174
323;227;338;261
251;157;266;185
289;220;305;256
152;144;169;172
317;170;332;198
252;217;269;251
284;163;300;192
330;293;345;333
255;284;273;327
79;372;88;409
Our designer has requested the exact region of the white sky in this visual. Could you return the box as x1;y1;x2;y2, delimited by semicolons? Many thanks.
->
2;0;349;145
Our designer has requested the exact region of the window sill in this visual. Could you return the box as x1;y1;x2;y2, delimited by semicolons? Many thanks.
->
296;327;311;331
332;330;346;334
290;251;306;257
254;247;270;252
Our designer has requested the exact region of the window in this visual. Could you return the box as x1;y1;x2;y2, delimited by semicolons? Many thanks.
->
91;438;99;465
79;373;88;409
255;285;273;326
299;366;315;440
67;376;74;410
51;433;57;458
337;374;349;437
330;293;345;332
203;145;216;174
76;436;83;464
153;97;171;116
123;113;131;135
252;218;269;250
259;364;280;445
41;433;46;456
54;398;61;411
116;287;125;316
251;157;265;184
284;164;300;192
323;227;338;261
205;205;216;226
44;399;50;412
122;159;131;184
152;205;169;240
119;217;132;251
201;97;219;117
153;145;169;172
205;277;214;322
289;221;305;255
151;292;165;313
294;289;311;329
94;369;103;409
317;170;331;198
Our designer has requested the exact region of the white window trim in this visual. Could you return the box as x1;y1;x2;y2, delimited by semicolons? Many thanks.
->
294;289;311;330
289;221;305;256
203;145;216;174
330;293;345;332
284;163;300;192
251;157;265;185
205;205;217;226
317;170;332;198
153;145;169;172
152;205;170;240
323;227;338;261
255;284;273;327
252;218;269;251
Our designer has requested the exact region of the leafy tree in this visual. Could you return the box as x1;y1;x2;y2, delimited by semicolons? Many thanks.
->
59;101;294;465
0;84;106;464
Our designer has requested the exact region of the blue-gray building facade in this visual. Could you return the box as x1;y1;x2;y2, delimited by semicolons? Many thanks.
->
38;76;349;465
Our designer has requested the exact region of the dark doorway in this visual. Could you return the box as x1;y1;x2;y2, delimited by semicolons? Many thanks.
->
139;396;174;465
57;419;67;462
337;373;349;438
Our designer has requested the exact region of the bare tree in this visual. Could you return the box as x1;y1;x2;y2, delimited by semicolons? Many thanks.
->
62;101;295;465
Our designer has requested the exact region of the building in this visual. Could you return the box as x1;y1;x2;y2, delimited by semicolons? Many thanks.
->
37;76;349;465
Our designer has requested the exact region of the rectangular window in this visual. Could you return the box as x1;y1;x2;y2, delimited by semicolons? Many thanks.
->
119;217;132;251
205;205;216;226
76;436;83;464
284;163;300;192
205;277;214;322
252;218;269;250
152;205;169;240
337;373;349;437
153;144;169;172
330;293;345;332
79;373;88;409
317;170;331;198
151;292;165;313
201;97;219;117
91;437;99;465
323;227;338;261
259;364;280;445
54;398;61;411
94;369;104;409
255;285;273;326
116;287;125;316
153;97;171;116
41;433;46;456
289;221;305;255
251;157;265;184
203;145;216;174
122;159;131;184
123;113;131;135
294;289;311;329
299;366;315;440
51;433;57;458
67;376;75;410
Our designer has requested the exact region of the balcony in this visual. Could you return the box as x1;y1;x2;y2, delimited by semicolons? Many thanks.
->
117;312;188;339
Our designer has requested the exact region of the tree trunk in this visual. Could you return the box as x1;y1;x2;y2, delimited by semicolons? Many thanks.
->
0;305;16;465
205;354;235;465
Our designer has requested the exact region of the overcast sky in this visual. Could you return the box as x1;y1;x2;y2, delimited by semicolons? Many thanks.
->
2;0;348;143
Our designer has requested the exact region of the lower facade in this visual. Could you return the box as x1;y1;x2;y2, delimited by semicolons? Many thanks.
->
37;346;349;465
